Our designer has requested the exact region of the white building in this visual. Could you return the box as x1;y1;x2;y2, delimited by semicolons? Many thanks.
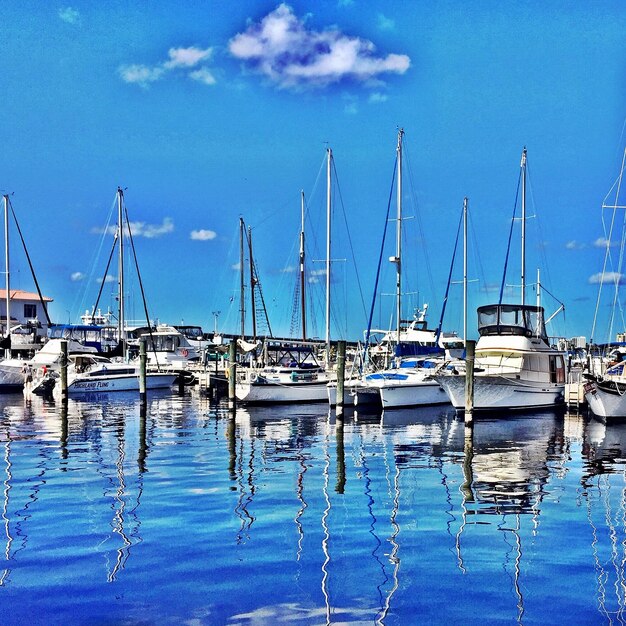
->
0;289;53;335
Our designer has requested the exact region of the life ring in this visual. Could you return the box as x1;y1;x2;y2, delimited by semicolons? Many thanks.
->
181;348;189;357
250;372;258;383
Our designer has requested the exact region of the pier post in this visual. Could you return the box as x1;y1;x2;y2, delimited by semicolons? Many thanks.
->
336;340;346;419
139;338;147;404
335;419;346;494
228;340;237;412
461;422;475;502
60;339;68;403
464;340;476;423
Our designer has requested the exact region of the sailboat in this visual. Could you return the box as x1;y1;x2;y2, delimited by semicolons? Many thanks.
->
436;148;567;411
62;188;176;395
235;153;335;404
584;147;626;417
330;130;450;410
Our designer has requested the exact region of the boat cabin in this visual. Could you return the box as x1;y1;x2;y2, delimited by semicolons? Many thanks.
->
477;304;548;342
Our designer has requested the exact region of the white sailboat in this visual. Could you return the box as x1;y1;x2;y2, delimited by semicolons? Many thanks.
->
436;148;567;411
335;130;449;410
585;147;626;417
236;151;335;404
63;188;177;395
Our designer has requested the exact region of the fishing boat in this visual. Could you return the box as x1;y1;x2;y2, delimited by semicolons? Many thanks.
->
436;149;567;411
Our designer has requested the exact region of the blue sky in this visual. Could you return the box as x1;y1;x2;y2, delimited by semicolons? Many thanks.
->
2;1;626;343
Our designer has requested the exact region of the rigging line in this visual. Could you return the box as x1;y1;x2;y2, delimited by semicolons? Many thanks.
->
469;209;488;297
243;225;273;338
331;158;368;323
435;204;463;342
124;205;161;370
72;194;117;321
363;158;397;367
92;232;118;318
403;138;438;303
499;168;522;304
7;199;52;325
591;148;626;343
608;207;626;342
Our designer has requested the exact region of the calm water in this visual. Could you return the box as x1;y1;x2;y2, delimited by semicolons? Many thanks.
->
0;391;623;625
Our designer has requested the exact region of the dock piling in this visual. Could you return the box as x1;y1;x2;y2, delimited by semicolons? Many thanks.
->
464;340;476;423
60;339;68;403
336;340;346;419
139;338;147;404
228;340;237;412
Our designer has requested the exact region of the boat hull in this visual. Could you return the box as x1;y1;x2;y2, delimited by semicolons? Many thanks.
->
585;380;626;418
0;363;27;393
436;374;565;411
236;380;329;404
68;373;177;394
379;380;449;409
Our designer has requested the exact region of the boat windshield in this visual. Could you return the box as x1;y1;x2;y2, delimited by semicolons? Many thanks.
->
477;304;547;341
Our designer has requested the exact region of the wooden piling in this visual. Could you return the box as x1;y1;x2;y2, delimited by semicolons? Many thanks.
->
228;340;237;411
60;339;68;403
464;340;476;423
139;338;147;404
336;340;346;419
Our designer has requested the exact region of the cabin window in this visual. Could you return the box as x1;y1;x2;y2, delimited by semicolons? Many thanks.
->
24;304;36;319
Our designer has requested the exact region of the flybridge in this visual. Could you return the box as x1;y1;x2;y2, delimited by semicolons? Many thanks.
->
477;304;548;342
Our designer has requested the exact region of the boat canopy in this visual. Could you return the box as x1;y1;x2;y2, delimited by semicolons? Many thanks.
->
477;304;547;342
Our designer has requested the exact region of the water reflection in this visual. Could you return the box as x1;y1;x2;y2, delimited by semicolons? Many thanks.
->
0;392;622;624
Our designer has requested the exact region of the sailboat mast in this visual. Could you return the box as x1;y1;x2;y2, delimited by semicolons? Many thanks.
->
521;148;527;306
325;148;332;363
300;190;307;342
117;187;125;358
395;129;404;344
248;225;257;341
3;195;9;358
463;196;468;346
239;217;245;338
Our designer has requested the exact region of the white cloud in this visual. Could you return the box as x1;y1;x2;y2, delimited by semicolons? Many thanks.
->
97;274;116;284
189;67;217;85
92;218;174;238
190;229;217;241
232;262;241;271
164;46;212;69
368;92;388;104
377;13;395;31
119;46;215;87
589;271;626;285
59;7;81;25
70;271;85;282
594;236;617;248
228;3;410;89
281;265;297;273
344;102;358;115
118;64;165;87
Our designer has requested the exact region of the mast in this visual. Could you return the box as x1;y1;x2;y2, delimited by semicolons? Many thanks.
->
117;187;125;360
463;196;468;346
3;195;9;358
239;217;245;338
248;225;257;341
300;190;307;341
520;147;527;306
395;129;404;344
325;148;332;364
